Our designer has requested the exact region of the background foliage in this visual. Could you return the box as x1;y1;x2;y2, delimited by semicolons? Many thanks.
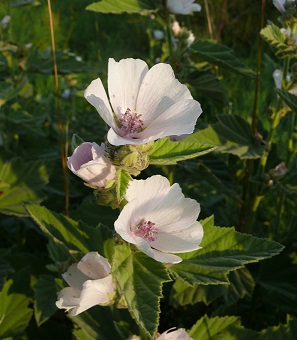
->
0;0;297;339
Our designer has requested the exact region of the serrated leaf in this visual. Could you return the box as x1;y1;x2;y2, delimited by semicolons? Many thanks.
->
257;248;297;314
190;40;256;78
277;88;297;112
260;22;297;59
0;157;51;216
186;70;228;107
261;317;297;340
71;134;85;152
34;275;59;326
26;204;113;259
168;216;284;285
185;114;265;159
86;0;157;15
189;315;261;340
116;169;132;202
172;267;254;306
148;137;216;165
0;279;33;339
112;244;171;337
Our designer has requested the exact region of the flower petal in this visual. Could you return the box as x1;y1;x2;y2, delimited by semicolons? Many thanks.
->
135;236;182;264
137;63;193;124
62;263;90;290
139;99;202;142
72;276;115;316
84;77;115;128
77;252;111;279
158;327;192;340
151;221;203;253
108;58;148;117
67;142;94;172
56;287;80;312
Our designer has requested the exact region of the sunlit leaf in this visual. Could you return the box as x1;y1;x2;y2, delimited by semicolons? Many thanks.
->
86;0;157;15
189;315;261;340
260;22;297;59
261;317;297;340
0;279;33;338
148;137;216;165
168;216;284;285
185;114;265;158
112;244;171;337
190;40;256;78
26;204;113;259
0;157;51;216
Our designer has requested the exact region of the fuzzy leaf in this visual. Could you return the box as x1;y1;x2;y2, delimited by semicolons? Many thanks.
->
86;0;156;15
185;114;265;159
26;204;113;258
261;318;297;340
112;244;171;337
116;169;132;202
172;267;254;306
0;279;33;338
0;157;51;216
34;275;59;326
189;315;261;340
190;40;256;78
148;137;216;165
168;216;284;285
277;88;297;113
260;22;297;59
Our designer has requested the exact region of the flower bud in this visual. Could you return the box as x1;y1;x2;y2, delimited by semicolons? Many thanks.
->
67;142;116;188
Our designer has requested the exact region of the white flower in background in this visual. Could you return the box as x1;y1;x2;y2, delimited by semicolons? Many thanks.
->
114;175;203;264
172;20;182;35
273;0;295;12
167;0;201;15
67;142;116;188
56;252;115;316
0;15;11;29
153;30;165;40
187;32;195;47
61;89;71;99
273;69;284;89
85;58;202;146
158;328;193;340
280;27;297;42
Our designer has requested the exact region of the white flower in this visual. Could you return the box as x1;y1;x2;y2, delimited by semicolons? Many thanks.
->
67;142;116;188
56;252;115;316
167;0;201;15
187;32;195;47
153;30;165;40
84;58;202;146
114;175;203;264
0;15;11;29
158;328;193;340
172;21;182;35
273;0;295;12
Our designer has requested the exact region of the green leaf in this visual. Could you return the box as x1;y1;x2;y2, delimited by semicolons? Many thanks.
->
10;0;40;7
257;248;297;314
189;315;261;340
185;114;265;159
112;244;171;337
186;70;228;108
148;137;216;165
261;317;297;340
0;157;51;216
0;260;14;290
71;134;85;152
276;89;297;113
25;204;113;258
172;267;254;306
86;0;157;15
115;169;132;202
168;216;284;285
190;40;256;78
0;279;33;339
260;22;297;59
34;275;59;326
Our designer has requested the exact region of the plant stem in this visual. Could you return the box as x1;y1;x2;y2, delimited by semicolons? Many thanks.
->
47;0;69;217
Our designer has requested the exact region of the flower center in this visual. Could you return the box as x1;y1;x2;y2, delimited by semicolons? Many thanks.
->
119;108;144;134
133;219;158;241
